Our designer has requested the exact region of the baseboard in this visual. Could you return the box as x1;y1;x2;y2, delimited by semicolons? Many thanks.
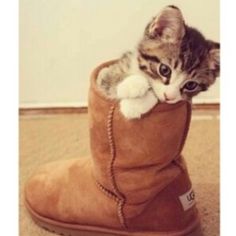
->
19;102;88;115
192;103;219;110
19;103;219;116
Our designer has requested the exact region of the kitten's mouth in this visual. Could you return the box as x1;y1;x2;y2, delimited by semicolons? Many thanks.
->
165;99;180;104
163;93;181;104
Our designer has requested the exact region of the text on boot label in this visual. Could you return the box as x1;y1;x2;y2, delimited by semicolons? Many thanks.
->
179;188;196;211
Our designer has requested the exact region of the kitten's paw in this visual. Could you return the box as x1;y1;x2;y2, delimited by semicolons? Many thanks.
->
119;91;158;119
117;75;150;99
120;99;142;119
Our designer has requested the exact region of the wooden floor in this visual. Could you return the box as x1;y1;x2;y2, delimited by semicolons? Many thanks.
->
19;110;219;236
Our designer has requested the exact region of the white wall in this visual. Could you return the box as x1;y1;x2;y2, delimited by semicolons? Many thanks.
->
20;0;219;108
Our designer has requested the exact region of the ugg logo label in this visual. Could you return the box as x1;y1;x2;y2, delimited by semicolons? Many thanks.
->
179;188;196;211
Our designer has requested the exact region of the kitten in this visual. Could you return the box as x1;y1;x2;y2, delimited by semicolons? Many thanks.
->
97;5;220;119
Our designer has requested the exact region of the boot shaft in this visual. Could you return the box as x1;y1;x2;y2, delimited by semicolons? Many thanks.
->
89;61;192;210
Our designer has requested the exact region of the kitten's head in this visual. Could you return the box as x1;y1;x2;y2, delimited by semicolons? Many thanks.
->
138;5;220;103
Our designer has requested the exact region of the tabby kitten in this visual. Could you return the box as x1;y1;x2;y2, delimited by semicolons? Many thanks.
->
97;5;220;119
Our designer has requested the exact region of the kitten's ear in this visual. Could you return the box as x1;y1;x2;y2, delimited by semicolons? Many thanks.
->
147;5;185;43
208;41;220;77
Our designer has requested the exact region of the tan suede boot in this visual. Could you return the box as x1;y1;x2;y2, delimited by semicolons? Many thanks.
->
25;61;203;236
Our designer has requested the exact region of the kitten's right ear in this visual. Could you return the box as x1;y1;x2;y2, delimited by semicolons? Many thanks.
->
146;5;185;43
208;41;220;77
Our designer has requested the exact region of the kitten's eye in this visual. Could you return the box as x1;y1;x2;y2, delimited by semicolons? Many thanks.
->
159;64;171;77
184;81;199;91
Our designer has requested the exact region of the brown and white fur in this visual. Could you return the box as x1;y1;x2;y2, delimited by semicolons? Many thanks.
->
97;5;220;119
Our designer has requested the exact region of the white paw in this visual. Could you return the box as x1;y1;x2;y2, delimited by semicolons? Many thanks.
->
120;99;143;119
120;91;158;119
117;75;150;99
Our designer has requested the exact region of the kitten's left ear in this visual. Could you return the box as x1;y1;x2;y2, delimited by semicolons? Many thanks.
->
208;41;220;77
147;5;185;43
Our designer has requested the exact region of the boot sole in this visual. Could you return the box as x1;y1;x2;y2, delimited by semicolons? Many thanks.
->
25;200;203;236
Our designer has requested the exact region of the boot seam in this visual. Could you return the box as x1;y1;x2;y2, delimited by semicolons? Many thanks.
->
95;180;120;203
107;104;127;229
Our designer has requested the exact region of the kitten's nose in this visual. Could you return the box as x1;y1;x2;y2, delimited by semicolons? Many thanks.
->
164;87;178;101
164;92;174;101
164;93;169;100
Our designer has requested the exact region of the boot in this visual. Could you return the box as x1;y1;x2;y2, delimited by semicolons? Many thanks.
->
24;60;203;236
